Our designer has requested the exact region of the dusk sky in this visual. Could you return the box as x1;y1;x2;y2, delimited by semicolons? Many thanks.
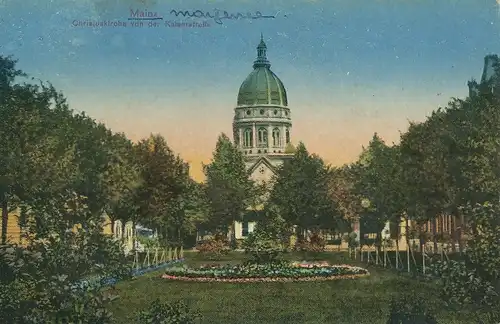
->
2;0;499;181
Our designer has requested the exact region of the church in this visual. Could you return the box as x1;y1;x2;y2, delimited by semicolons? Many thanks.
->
231;35;295;239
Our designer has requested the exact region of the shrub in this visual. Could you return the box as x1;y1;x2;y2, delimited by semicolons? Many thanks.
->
135;299;200;324
342;232;359;249
196;239;229;260
386;294;438;324
243;206;289;264
243;229;283;264
309;232;326;251
0;224;131;324
427;203;500;322
428;260;500;320
296;232;326;253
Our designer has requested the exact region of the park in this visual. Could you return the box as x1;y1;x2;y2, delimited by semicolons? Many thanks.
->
1;44;500;323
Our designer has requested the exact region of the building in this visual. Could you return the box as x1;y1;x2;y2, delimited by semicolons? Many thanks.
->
0;208;114;245
468;54;500;97
231;35;295;239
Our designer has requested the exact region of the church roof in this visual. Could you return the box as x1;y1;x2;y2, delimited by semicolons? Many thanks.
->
247;156;278;175
237;34;288;107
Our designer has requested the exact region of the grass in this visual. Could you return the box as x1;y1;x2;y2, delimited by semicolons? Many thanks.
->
108;251;472;324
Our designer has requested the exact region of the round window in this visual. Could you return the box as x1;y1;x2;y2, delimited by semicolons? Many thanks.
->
260;109;265;115
274;109;278;115
246;110;251;115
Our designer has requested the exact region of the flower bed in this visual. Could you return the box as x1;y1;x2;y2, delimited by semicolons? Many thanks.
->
161;261;369;283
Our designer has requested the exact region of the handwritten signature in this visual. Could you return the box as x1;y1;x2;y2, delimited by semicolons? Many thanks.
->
170;9;276;25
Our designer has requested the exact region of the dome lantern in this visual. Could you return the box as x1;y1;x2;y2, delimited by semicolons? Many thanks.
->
237;35;288;107
253;33;271;69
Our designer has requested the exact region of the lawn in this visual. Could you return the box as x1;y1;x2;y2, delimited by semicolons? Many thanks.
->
108;251;471;324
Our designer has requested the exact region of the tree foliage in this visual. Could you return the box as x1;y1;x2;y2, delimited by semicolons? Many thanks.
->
243;205;290;263
0;55;205;322
269;142;339;241
203;133;256;243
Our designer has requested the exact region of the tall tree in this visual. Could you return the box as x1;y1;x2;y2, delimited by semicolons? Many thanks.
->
354;134;406;248
203;133;255;245
103;132;142;235
269;142;338;242
327;165;362;234
134;134;187;246
0;56;80;242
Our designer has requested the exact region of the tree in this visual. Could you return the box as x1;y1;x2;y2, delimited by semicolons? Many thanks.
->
103;132;142;235
327;165;362;234
203;133;255;246
133;134;190;246
0;55;131;324
0;56;82;243
353;134;393;248
269;142;339;242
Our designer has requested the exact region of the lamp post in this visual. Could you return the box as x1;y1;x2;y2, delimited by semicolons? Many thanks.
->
359;198;371;243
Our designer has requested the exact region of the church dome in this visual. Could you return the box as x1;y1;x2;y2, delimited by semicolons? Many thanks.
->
237;35;288;107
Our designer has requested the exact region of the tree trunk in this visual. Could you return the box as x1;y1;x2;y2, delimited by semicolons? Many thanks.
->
1;196;8;245
121;221;127;244
162;228;168;247
132;220;136;250
451;212;457;253
295;226;302;244
405;217;410;251
230;218;236;249
177;227;182;248
432;217;438;253
458;213;465;254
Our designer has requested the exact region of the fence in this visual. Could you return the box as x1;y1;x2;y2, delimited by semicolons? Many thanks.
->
349;242;464;275
131;246;184;271
76;247;185;290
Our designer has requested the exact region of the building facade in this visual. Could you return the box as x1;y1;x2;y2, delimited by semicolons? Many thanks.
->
468;54;500;97
232;35;294;239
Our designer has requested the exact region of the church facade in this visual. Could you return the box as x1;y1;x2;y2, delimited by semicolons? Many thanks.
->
232;35;294;239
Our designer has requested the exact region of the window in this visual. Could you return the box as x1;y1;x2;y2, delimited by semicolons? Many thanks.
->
244;128;253;147
242;222;249;237
260;109;265;115
285;128;290;144
272;128;281;146
257;127;268;147
246;110;251;115
274;109;278;115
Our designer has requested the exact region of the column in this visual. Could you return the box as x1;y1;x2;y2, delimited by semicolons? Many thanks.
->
239;128;243;148
281;125;286;149
252;123;256;149
267;125;272;149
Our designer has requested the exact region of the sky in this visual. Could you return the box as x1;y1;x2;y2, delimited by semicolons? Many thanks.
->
1;0;499;181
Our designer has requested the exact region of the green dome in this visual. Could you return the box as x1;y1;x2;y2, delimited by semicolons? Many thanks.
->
236;35;288;107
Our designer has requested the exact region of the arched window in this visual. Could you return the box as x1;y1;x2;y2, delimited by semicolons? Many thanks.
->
244;128;253;147
286;128;290;144
258;127;268;147
272;128;281;147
